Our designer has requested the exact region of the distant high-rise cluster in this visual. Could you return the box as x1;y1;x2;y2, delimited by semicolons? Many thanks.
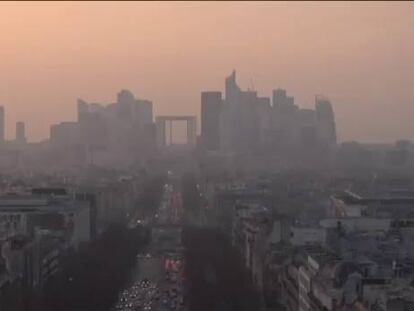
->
0;73;340;171
50;89;155;168
0;107;28;146
200;71;337;155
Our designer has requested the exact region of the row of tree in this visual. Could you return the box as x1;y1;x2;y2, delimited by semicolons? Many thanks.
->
41;224;149;311
39;175;168;310
1;224;149;311
182;227;261;311
180;172;260;310
39;174;168;311
2;174;167;311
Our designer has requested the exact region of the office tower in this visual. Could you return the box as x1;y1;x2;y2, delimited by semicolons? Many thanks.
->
16;122;26;144
239;90;261;151
117;89;135;119
272;88;287;106
117;89;135;104
298;109;317;147
50;122;80;146
77;98;89;123
270;89;300;151
142;123;157;153
201;92;222;151
225;70;241;102
136;99;153;126
220;71;268;152
315;96;337;145
272;88;296;113
256;97;272;147
0;106;4;143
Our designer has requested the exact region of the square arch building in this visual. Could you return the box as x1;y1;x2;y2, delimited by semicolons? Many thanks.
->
155;116;197;149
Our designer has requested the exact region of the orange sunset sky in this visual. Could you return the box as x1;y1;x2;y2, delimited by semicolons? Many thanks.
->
0;1;413;143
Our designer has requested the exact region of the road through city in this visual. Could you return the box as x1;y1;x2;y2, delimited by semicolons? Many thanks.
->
112;179;187;311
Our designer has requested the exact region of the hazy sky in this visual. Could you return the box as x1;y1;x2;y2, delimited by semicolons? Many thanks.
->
0;1;413;143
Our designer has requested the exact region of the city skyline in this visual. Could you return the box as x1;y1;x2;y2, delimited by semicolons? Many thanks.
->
1;1;414;143
1;3;414;311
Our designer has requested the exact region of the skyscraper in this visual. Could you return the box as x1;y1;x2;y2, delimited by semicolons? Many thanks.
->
135;99;153;127
77;98;89;123
315;96;337;145
225;70;241;102
220;71;270;152
16;122;26;144
201;91;222;151
117;89;135;120
0;106;4;143
256;97;272;148
201;72;338;156
272;88;296;113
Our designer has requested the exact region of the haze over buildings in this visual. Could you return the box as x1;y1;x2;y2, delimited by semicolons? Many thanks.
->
201;71;336;154
1;2;414;143
1;3;414;311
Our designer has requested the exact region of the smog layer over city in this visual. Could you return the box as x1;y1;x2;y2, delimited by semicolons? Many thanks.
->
0;1;414;311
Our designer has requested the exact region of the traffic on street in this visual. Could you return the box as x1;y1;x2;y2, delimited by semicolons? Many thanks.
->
112;179;187;311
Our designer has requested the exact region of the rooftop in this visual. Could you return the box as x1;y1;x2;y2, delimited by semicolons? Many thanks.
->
0;193;88;213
